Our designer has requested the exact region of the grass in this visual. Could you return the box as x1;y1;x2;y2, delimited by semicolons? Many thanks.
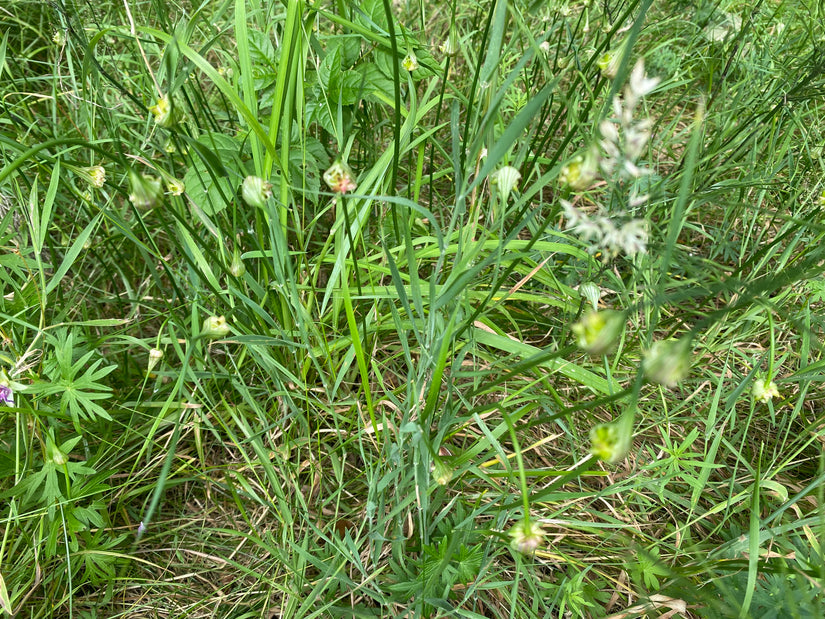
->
1;0;824;617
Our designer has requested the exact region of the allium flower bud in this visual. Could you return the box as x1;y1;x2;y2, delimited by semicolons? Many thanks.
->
53;30;66;46
508;518;544;555
128;171;163;210
597;49;622;78
559;148;599;191
149;94;180;128
440;30;459;56
202;315;231;340
431;459;453;486
571;310;624;355
491;166;521;202
323;161;358;195
590;422;631;463
165;177;185;196
643;338;692;388
241;176;273;208
752;377;779;403
147;348;163;374
75;165;106;189
228;248;245;278
402;51;419;72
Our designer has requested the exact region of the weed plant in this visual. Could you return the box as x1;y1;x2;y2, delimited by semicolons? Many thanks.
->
1;0;824;617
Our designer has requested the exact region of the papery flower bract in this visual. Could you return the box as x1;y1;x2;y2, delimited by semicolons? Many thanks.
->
508;518;544;555
590;422;631;463
644;338;692;388
440;30;459;56
241;176;273;208
53;30;66;46
491;166;521;201
202;315;231;340
323;160;358;194
752;377;779;403
128;171;163;210
572;310;624;355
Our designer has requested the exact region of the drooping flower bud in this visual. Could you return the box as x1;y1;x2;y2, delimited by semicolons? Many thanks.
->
128;171;163;210
508;518;544;555
590;422;631;464
559;147;599;191
323;160;358;195
241;175;273;208
491;166;521;202
571;310;624;355
202;315;231;340
431;458;453;486
149;94;180;128
73;165;106;189
402;51;419;72
643;338;692;388
147;348;164;374
752;377;779;403
228;248;245;278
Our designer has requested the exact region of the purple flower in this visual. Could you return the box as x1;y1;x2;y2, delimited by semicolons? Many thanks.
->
0;385;13;407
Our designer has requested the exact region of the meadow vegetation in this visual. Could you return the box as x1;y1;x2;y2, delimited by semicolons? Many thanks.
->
1;0;824;616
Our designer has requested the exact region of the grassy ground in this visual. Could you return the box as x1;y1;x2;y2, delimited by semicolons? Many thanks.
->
1;0;824;617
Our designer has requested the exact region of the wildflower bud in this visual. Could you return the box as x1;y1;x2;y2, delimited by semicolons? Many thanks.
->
149;94;180;128
323;160;358;194
75;165;106;189
508;518;544;555
559;148;599;191
643;337;692;388
228;248;245;278
147;348;163;374
539;41;551;55
46;435;69;466
590;422;631;464
752;377;779;403
53;30;66;46
128;171;163;210
491;166;521;202
202;315;231;340
572;310;624;355
166;177;185;196
241;176;273;208
402;51;419;72
431;458;453;486
440;30;459;56
597;49;622;78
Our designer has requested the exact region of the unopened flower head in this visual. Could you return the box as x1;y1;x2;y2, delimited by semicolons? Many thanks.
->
440;30;459;56
202;315;231;340
147;348;163;373
241;175;273;208
559;148;599;191
508;517;544;555
402;51;419;72
752;377;779;403
324;160;358;195
572;310;624;355
491;166;521;201
229;248;245;278
128;171;163;210
149;94;179;128
166;177;185;196
76;165;106;189
432;459;453;486
53;30;66;46
590;422;631;463
643;337;692;388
